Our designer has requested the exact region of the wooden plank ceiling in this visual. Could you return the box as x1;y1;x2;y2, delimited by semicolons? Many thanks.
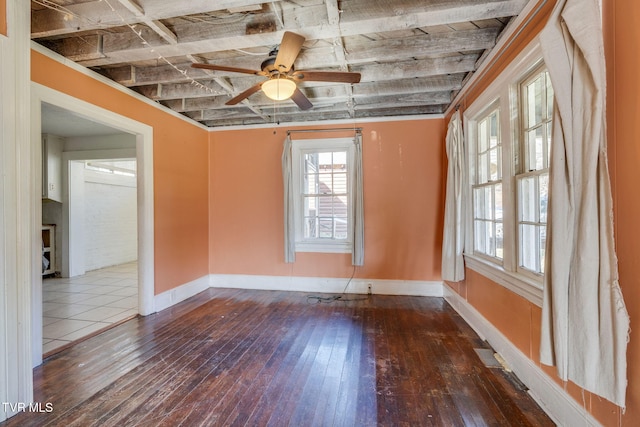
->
31;0;529;128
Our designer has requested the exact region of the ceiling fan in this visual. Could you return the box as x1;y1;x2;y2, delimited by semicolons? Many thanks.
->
191;31;361;110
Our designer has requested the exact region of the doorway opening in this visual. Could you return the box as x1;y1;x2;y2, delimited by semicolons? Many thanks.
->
32;84;155;367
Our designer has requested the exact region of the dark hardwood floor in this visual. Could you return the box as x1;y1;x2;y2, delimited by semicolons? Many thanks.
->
2;288;554;426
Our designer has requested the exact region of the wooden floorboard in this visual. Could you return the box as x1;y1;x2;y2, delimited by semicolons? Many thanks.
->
2;288;554;426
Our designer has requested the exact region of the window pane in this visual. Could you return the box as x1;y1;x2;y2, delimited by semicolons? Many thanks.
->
318;217;334;238
527;76;543;127
489;112;499;148
483;186;494;220
519;176;537;222
494;183;503;220
304;196;318;216
333;195;348;239
489;147;500;181
496;222;504;260
333;172;348;194
304;216;318;239
479;119;488;152
520;224;539;271
304;172;319;194
474;188;485;219
484;220;495;257
526;127;545;171
539;173;549;223
474;220;487;254
478;153;488;183
540;225;547;274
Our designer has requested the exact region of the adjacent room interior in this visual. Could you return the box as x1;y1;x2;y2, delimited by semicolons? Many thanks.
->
40;103;140;355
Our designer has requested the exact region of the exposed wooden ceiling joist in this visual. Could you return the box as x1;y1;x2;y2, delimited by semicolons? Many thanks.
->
31;0;531;128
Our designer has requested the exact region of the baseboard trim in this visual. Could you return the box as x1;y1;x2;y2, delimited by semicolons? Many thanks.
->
209;274;443;297
153;275;210;313
443;284;602;427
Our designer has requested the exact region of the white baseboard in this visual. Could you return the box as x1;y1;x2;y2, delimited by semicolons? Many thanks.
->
443;284;602;427
209;274;443;296
153;275;210;313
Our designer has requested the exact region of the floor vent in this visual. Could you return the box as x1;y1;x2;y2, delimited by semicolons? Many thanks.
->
474;348;502;368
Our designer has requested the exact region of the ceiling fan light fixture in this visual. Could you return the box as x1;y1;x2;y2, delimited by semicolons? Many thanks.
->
262;77;296;101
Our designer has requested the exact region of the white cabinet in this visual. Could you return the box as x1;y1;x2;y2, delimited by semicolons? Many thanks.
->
42;134;64;202
42;225;56;276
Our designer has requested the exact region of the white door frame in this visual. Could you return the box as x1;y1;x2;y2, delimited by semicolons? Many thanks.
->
31;83;155;367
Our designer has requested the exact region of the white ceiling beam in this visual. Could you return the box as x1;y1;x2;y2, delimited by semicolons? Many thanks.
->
116;0;178;45
324;0;355;117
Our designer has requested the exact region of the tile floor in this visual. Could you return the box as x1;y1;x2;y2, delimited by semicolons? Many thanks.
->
42;262;138;355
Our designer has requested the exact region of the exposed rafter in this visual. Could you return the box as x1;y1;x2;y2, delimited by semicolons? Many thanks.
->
30;0;527;128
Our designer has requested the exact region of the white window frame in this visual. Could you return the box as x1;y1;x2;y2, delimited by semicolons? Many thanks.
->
292;138;355;254
463;40;547;306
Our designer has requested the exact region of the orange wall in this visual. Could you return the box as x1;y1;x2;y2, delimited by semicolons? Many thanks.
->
1;0;6;36
445;0;639;425
605;0;640;424
31;50;210;295
209;119;445;282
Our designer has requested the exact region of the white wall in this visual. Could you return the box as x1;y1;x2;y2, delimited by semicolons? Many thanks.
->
83;167;137;270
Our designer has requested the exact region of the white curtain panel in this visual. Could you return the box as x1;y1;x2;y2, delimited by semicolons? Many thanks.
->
352;133;365;266
441;110;465;282
282;135;296;263
539;0;630;407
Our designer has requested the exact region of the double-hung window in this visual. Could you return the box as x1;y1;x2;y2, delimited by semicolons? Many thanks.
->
472;107;503;261
516;67;553;276
464;42;552;304
292;138;354;253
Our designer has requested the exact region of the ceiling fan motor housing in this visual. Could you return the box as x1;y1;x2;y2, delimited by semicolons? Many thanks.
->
261;54;294;76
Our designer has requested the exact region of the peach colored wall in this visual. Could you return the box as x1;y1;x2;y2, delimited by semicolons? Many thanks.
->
31;50;210;295
1;0;6;36
209;119;445;282
445;0;639;425
605;0;640;424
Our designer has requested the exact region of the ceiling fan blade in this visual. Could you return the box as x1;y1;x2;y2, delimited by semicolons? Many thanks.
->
226;82;264;105
191;63;265;76
290;88;313;110
292;70;361;84
274;31;305;73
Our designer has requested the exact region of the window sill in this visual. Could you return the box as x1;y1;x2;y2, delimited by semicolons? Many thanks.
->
463;254;543;307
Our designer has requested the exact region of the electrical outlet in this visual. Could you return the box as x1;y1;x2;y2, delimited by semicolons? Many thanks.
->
367;283;372;295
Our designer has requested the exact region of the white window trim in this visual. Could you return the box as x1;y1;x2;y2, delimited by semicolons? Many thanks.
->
292;138;355;254
463;39;546;306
